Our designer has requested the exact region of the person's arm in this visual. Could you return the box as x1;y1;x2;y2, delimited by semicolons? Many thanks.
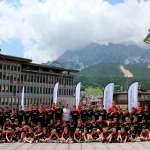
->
6;133;11;142
54;132;59;140
61;132;65;141
74;134;79;143
107;134;112;142
99;133;104;141
123;135;127;143
117;134;121;142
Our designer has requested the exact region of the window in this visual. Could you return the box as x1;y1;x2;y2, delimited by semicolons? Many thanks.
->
0;64;2;70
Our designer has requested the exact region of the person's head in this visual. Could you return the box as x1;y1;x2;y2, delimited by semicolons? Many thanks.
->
121;127;125;133
75;128;80;133
83;128;87;133
103;128;108;133
43;128;47;134
73;105;76;111
49;119;53;125
131;126;134;131
112;128;117;133
77;119;81;125
98;116;103;121
113;118;117;123
144;105;149;111
22;121;26;126
112;101;116;107
96;129;100;134
118;130;121;135
57;120;61;124
64;127;68;134
142;128;146;133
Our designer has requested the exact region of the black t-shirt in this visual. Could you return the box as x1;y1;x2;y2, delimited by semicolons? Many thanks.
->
94;110;100;120
55;108;63;120
3;111;11;120
143;111;150;122
0;112;4;125
111;133;118;142
18;110;25;124
74;133;81;140
87;110;93;119
24;111;31;123
47;110;54;121
55;124;63;135
92;133;99;140
71;111;79;123
86;122;93;131
80;110;87;121
99;110;107;120
135;112;143;122
31;110;39;124
63;133;69;139
51;134;58;140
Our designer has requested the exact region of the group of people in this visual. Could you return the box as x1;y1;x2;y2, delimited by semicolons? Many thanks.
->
0;102;150;144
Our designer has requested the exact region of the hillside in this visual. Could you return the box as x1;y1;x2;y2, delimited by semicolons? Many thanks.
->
56;43;150;69
76;63;150;90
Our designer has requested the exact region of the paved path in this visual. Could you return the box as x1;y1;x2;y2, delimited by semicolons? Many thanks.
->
0;142;150;150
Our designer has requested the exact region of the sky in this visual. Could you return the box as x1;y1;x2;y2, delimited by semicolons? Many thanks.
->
0;0;150;63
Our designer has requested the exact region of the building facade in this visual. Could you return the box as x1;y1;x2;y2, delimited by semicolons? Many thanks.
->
114;91;150;110
0;54;78;109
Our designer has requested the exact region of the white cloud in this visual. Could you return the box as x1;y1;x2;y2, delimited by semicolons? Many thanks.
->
0;0;150;63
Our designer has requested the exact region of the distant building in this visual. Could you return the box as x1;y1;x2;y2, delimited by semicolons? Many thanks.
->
114;91;150;110
0;53;78;109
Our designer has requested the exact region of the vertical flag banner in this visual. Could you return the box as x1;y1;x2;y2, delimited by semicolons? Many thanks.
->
75;82;81;109
21;86;24;110
53;82;59;104
103;83;114;111
128;82;138;113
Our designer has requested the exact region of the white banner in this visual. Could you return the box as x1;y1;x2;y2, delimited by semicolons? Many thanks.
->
128;82;138;113
75;82;81;109
21;86;25;110
103;83;114;111
53;82;59;104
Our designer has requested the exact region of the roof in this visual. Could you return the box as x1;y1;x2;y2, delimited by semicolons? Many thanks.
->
28;63;79;73
0;53;79;73
114;91;150;95
0;53;32;63
144;29;150;44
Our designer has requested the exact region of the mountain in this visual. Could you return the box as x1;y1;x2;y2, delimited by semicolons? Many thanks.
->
46;43;150;89
56;43;150;69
